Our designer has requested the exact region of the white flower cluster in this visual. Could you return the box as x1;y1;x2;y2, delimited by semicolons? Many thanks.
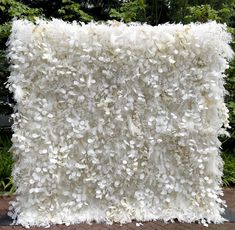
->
6;19;233;228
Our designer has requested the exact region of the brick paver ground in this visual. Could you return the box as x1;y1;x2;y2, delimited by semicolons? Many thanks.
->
0;188;234;230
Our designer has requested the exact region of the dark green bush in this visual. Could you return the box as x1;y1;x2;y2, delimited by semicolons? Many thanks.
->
0;134;15;195
0;135;13;180
222;152;235;186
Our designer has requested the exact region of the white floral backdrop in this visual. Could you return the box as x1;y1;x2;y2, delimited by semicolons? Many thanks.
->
6;19;233;227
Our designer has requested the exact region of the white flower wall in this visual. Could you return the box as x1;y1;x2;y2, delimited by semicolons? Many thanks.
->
6;19;233;227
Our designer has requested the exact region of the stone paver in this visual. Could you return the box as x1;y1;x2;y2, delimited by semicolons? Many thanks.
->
0;188;234;230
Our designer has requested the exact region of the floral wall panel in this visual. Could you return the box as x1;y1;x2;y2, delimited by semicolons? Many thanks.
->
7;19;233;227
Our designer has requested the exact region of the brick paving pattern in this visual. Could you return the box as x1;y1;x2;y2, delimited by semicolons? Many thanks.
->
0;188;234;230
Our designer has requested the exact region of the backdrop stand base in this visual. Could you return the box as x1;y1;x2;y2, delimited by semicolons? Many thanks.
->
0;214;12;226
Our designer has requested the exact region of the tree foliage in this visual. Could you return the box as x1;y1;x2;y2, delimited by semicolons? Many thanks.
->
0;0;42;22
183;4;221;23
110;0;146;22
58;0;93;22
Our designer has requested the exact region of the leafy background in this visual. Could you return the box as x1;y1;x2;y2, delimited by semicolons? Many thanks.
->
0;0;235;194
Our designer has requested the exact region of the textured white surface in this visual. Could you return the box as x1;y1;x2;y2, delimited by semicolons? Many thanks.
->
7;19;233;227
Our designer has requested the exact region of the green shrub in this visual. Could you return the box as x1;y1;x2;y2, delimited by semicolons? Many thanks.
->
0;134;12;179
222;152;235;186
0;134;15;195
